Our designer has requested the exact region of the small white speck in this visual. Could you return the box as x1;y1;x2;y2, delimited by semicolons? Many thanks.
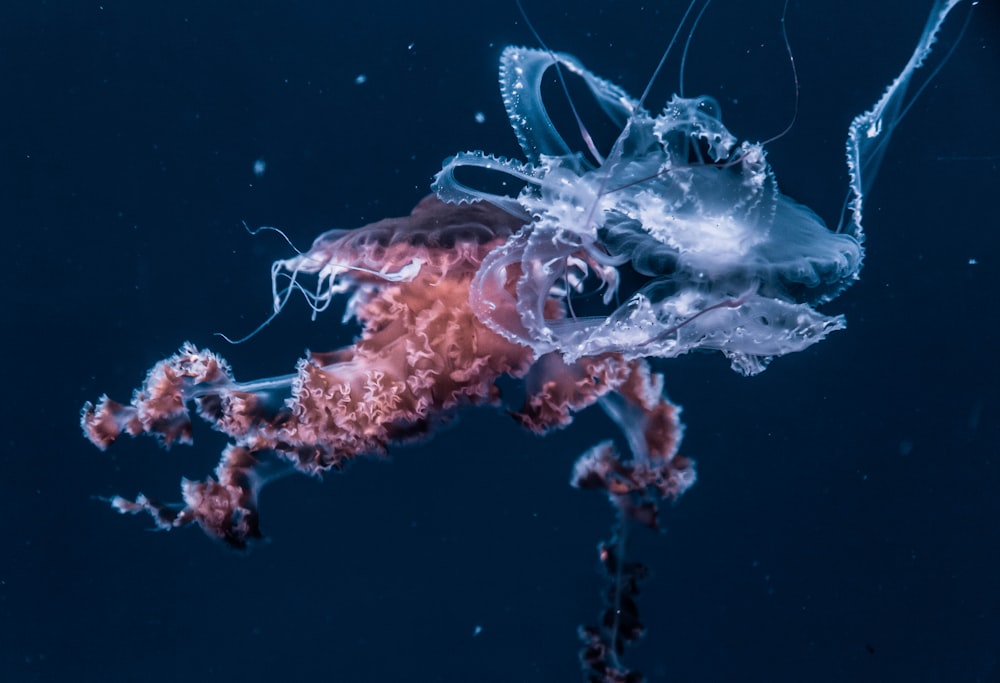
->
968;258;978;265
472;625;483;637
354;74;367;85
253;159;266;177
474;111;486;124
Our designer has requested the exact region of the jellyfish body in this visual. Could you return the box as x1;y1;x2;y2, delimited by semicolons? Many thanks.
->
82;197;694;545
434;0;966;375
434;47;859;376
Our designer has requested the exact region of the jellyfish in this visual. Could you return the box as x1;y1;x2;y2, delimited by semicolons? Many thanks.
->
82;196;693;546
433;0;968;376
81;0;971;678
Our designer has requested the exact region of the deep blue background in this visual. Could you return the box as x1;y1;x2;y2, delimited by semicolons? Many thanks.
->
2;1;998;681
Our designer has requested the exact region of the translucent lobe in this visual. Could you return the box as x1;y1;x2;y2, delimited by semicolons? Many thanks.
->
434;47;864;375
269;196;524;319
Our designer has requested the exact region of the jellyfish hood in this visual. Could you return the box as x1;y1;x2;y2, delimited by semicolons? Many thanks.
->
434;46;864;375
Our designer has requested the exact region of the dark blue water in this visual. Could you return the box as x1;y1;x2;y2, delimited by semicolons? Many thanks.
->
2;1;998;681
